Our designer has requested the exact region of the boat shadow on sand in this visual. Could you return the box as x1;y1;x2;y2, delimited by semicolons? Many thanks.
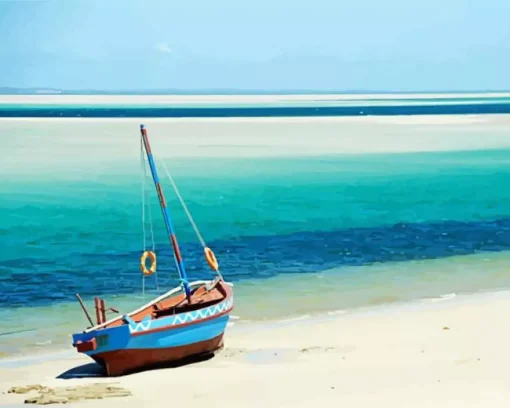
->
56;352;215;379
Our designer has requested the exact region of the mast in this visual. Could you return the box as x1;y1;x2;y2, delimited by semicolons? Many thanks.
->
140;124;191;299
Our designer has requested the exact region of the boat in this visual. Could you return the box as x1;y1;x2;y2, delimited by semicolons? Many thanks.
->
71;124;234;376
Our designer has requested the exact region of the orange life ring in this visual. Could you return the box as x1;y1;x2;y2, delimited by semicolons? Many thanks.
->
204;247;219;271
140;251;157;276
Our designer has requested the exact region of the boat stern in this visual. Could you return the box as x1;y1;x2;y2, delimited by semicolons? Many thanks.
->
72;324;130;357
72;330;105;355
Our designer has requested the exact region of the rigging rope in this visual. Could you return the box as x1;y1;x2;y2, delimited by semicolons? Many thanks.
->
144;148;158;291
161;160;206;248
140;131;222;289
140;137;146;297
146;149;185;291
160;159;207;282
140;136;159;294
140;137;146;253
161;160;223;280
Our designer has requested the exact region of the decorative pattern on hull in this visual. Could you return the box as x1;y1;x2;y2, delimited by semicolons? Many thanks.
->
128;297;234;334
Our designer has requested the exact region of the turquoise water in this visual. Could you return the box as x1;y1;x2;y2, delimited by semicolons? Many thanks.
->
1;112;510;357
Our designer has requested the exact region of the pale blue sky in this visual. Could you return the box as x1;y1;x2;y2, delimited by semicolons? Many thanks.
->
1;0;510;91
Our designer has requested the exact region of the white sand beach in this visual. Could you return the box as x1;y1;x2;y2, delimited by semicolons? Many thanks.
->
1;291;509;407
2;92;510;105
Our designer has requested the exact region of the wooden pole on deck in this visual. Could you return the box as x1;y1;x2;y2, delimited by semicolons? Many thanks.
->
99;298;106;324
75;293;94;326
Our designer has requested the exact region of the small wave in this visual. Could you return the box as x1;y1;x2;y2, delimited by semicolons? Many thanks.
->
230;315;241;320
421;293;457;303
327;309;347;316
277;314;311;323
35;340;52;346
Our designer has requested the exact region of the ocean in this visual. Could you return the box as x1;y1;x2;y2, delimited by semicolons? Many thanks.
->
1;94;510;358
3;94;510;117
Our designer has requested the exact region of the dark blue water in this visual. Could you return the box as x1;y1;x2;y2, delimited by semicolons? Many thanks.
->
3;102;510;117
2;218;510;308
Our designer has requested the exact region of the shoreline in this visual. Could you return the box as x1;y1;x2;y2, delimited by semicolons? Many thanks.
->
2;287;509;368
1;287;510;406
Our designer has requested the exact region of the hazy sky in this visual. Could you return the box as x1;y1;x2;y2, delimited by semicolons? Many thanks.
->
1;0;510;91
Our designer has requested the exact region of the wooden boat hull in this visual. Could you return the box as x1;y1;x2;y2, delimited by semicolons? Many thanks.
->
92;333;224;376
72;281;233;376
